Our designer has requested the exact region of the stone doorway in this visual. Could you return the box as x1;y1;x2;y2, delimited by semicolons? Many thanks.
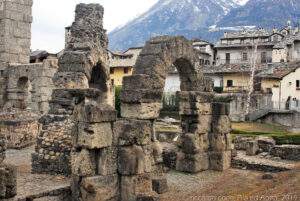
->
16;76;32;109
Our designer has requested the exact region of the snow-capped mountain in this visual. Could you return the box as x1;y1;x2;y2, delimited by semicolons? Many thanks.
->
108;0;299;51
108;0;241;51
217;0;300;29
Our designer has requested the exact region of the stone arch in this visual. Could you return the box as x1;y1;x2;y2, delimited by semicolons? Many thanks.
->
120;35;232;173
89;61;109;92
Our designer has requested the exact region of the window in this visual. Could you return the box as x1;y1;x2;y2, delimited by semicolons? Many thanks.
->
226;53;230;64
110;68;114;74
227;80;233;87
297;80;300;88
261;52;266;63
124;68;128;74
242;52;248;61
241;39;245;44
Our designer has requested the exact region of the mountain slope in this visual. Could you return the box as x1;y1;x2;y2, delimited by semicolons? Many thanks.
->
108;0;240;51
217;0;300;29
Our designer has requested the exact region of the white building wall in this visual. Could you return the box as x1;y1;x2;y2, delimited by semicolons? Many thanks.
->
280;68;300;102
164;74;180;92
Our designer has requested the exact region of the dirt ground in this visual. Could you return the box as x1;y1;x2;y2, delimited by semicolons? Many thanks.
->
160;164;300;201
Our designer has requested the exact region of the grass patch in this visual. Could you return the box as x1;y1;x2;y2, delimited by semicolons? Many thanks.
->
231;122;300;145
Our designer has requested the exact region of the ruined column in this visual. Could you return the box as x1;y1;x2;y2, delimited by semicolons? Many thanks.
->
0;0;33;107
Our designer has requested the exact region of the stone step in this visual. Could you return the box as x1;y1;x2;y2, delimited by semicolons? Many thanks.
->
232;151;296;172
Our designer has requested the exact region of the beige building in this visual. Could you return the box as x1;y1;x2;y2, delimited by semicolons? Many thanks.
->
215;24;300;65
192;38;215;65
109;47;142;86
257;61;300;110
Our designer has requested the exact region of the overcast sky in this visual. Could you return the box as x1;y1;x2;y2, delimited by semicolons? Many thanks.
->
31;0;158;53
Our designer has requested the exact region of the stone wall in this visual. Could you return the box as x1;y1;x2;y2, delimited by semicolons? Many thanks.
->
0;0;33;108
0;110;40;149
5;59;58;114
0;133;6;163
270;145;300;161
259;110;300;133
215;93;272;122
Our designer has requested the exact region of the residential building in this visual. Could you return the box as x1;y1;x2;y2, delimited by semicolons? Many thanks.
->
30;50;57;63
192;38;215;65
109;47;143;86
215;23;300;65
256;61;300;110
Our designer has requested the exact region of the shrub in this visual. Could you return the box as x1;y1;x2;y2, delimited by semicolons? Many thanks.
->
214;87;223;93
115;86;121;117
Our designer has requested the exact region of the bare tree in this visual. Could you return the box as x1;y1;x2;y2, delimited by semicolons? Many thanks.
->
246;40;258;115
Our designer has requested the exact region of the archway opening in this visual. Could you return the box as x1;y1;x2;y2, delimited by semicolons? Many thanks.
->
89;62;108;92
17;76;32;109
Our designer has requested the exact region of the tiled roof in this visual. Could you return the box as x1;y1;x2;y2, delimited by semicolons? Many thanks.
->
256;61;300;79
109;47;143;68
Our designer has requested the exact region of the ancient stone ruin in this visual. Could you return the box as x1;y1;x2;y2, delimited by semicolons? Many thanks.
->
0;1;233;201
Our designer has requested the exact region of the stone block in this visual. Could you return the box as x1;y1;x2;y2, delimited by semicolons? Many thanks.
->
74;102;117;123
71;175;82;201
209;151;231;171
113;119;151;146
246;141;259;156
256;136;276;152
178;91;214;103
71;149;96;177
182;115;212;134
176;152;209;173
212;102;230;115
136;192;159;201
81;175;119;201
209;133;232;152
120;89;163;103
152;141;163;164
96;146;118;176
121;174;152;201
212;115;231;134
0;164;17;199
181;134;201;154
73;122;112;149
179;102;212;115
122;74;165;90
118;145;151;175
152;177;168;194
121;102;162;119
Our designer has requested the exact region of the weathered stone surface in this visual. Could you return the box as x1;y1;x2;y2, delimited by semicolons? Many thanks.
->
162;142;179;169
74;102;117;123
121;103;162;120
212;102;230;116
120;89;163;103
136;192;159;201
181;133;209;154
270;145;300;161
209;151;231;171
181;115;212;134
256;136;276;152
113;119;151;146
0;133;6;163
0;164;17;199
97;146;118;176
212;115;231;134
178;91;214;103
73;122;112;149
121;174;152;201
118;145;152;175
122;74;165;90
152;141;163;164
179;102;212;115
81;175;119;201
246;141;259;156
71;175;82;201
71;149;96;176
234;137;254;150
152;177;168;194
176;152;209;173
209;133;232;152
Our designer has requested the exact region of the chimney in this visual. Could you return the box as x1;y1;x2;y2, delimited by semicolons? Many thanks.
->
224;32;228;37
273;26;278;33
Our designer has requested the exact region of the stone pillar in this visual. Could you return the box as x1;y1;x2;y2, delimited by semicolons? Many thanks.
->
0;132;17;199
176;91;214;172
0;0;33;107
176;92;232;172
117;74;165;200
71;100;119;201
